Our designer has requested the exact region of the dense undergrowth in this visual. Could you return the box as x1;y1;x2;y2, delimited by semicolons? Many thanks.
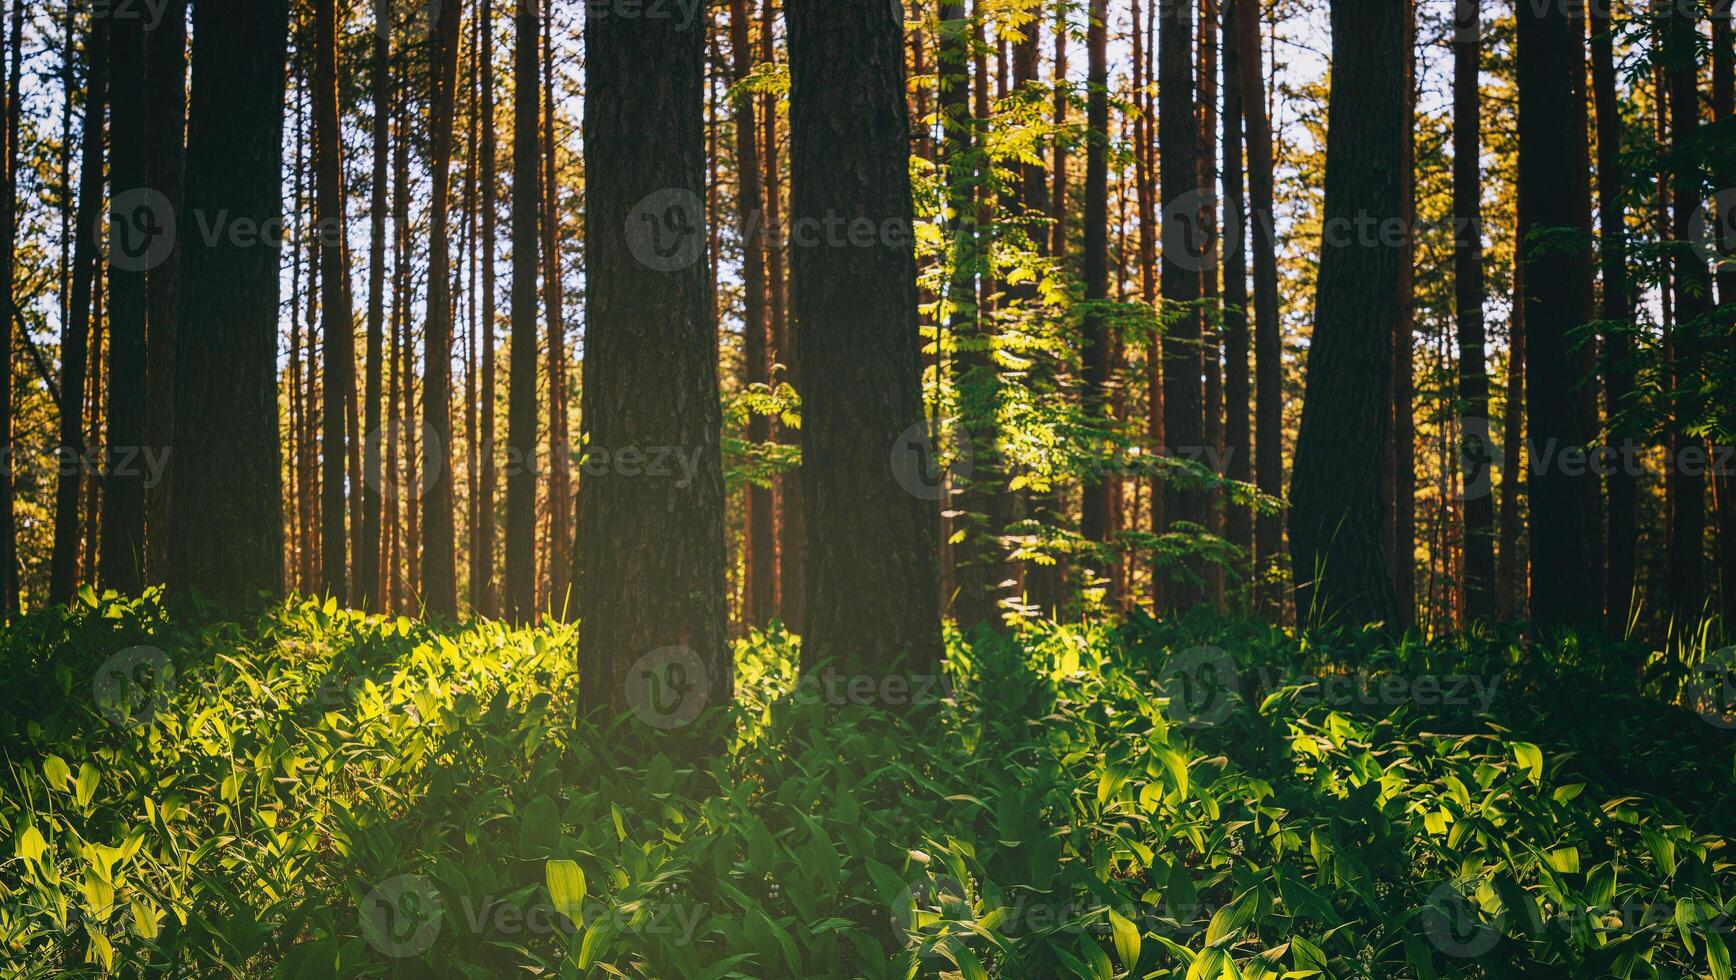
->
1;591;1733;978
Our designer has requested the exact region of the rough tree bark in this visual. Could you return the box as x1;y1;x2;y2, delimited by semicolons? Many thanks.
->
476;0;498;617
314;0;352;601
1515;0;1599;630
505;0;540;623
576;0;729;724
1455;0;1496;621
142;0;186;586
1221;0;1252;586
1288;0;1403;629
168;0;289;608
1081;0;1112;585
360;0;391;609
421;0;462;618
786;0;942;676
1159;0;1203;609
1590;0;1636;625
102;3;149;594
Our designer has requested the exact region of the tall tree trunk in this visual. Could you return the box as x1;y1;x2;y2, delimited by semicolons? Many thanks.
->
764;0;803;633
1233;0;1281;616
168;0;289;609
1288;0;1402;629
476;0;499;617
945;0;1008;631
0;0;23;612
1051;4;1068;260
421;0;462;618
142;0;187;587
314;0;351;601
1390;0;1416;629
103;5;149;595
731;0;775;630
1496;251;1526;620
361;0;391;609
505;0;540;624
1455;0;1495;621
576;0;728;726
1589;0;1635;626
462;6;480;612
541;0;570;616
1515;0;1599;630
1080;0;1112;587
1711;0;1734;628
1139;0;1165;610
1159;0;1203;609
1664;0;1710;624
1221;0;1252;589
1199;0;1224;610
786;0;942;676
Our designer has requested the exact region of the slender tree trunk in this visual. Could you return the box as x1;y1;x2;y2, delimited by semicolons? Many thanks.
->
421;0;462;618
1589;0;1636;626
730;0;775;629
475;0;499;618
1051;5;1068;261
1221;0;1252;590
136;0;185;588
1080;0;1112;588
0;0;23;612
1234;0;1282;617
945;0;1008;631
1389;0;1416;629
763;0;803;633
505;0;540;624
1664;0;1710;624
1159;0;1203;609
360;0;391;608
541;0;570;616
1288;0;1403;629
462;7;480;612
168;0;289;609
576;0;728;726
1711;0;1734;628
1515;0;1599;630
787;0;942;677
1455;0;1496;622
85;287;103;584
1199;0;1224;610
1139;0;1165;610
314;0;351;601
1497;252;1526;620
103;4;149;594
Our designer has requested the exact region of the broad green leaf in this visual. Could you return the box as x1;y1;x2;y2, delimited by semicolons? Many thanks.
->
545;859;586;929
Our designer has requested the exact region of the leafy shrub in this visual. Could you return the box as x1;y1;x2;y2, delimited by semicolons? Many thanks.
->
1;594;1731;977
